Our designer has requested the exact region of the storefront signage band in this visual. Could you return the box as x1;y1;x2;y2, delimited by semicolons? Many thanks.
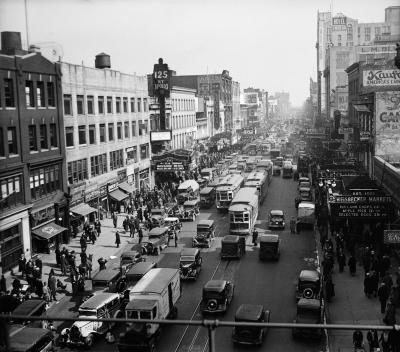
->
329;195;392;203
363;69;400;87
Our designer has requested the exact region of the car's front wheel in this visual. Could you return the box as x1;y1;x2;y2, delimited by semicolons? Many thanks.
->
84;333;94;348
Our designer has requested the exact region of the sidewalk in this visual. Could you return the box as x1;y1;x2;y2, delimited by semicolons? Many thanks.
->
4;213;147;304
317;239;400;352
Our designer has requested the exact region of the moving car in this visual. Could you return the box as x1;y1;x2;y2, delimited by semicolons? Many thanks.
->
11;298;47;326
150;208;166;227
232;304;270;345
147;227;169;254
118;261;158;292
199;187;216;209
297;201;316;230
292;298;323;340
182;199;200;221
268;210;285;229
193;219;215;248
179;248;202;280
120;250;143;274
259;234;280;261
91;267;122;293
201;280;234;314
221;235;245;260
296;269;321;301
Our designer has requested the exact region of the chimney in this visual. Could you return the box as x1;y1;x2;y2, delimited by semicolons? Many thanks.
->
95;52;111;69
1;31;26;55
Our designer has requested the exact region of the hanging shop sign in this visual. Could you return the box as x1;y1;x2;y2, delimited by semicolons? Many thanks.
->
383;230;400;244
107;179;119;193
99;185;107;198
360;131;371;141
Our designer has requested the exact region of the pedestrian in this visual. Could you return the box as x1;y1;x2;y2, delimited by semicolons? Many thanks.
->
366;329;379;352
90;228;97;245
35;279;44;298
115;231;121;248
382;271;393;290
129;221;135;238
35;256;42;276
60;254;68;276
18;254;26;278
95;219;101;236
11;277;21;295
338;249;346;273
383;299;396;325
98;257;107;271
113;212;118;228
55;246;61;267
353;329;364;350
348;254;356;276
80;249;87;266
47;274;57;302
174;230;178;248
0;274;7;294
138;227;143;244
80;235;87;252
290;216;296;234
325;275;335;302
252;229;258;246
378;282;390;314
379;331;391;352
72;224;79;238
364;273;374;298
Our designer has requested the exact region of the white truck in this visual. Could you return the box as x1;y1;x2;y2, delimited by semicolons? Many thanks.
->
117;268;181;352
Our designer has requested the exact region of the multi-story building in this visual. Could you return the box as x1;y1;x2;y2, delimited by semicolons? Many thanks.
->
196;96;214;142
0;32;67;273
61;54;151;214
274;91;291;119
231;81;241;143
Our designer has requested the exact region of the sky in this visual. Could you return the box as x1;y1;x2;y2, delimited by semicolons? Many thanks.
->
0;0;397;107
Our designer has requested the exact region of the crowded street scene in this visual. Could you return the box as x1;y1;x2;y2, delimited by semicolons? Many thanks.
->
1;0;400;351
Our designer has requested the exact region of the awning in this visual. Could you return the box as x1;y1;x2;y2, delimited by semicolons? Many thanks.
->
70;203;98;217
119;182;133;194
353;104;370;112
32;222;66;240
109;189;129;202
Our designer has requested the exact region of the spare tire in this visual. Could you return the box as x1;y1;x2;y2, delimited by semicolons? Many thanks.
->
303;287;314;299
207;299;218;311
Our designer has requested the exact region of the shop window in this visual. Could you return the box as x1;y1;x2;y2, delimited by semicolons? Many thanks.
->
107;96;113;113
40;124;48;150
30;165;60;200
87;95;94;114
116;97;121;113
117;122;122;140
0;174;23;211
29;125;38;152
99;124;106;143
67;158;88;184
4;78;15;107
98;96;104;114
50;123;58;148
108;123;114;141
110;149;123;170
36;81;45;107
25;80;35;107
63;94;72;115
123;97;128;113
124;121;129;139
78;125;86;145
89;124;96;144
65;126;74;147
130;97;135;112
47;82;55;107
77;95;84;115
7;127;18;155
90;153;107;177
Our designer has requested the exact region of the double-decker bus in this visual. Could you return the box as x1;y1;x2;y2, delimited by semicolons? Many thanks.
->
244;171;268;203
255;159;273;185
229;188;259;235
216;174;244;210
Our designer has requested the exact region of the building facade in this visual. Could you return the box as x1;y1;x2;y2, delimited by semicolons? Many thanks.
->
0;32;67;273
61;55;151;214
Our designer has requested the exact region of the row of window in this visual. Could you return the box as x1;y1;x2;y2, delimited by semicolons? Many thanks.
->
63;94;149;116
67;145;149;184
0;78;56;109
171;98;195;112
171;114;196;130
28;124;58;152
65;120;149;147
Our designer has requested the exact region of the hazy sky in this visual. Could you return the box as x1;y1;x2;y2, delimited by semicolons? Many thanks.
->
0;0;396;106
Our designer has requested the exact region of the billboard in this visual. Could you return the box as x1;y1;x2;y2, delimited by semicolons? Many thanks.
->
375;91;400;160
150;130;172;142
363;69;400;87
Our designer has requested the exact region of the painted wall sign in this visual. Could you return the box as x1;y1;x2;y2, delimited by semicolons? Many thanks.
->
363;69;400;87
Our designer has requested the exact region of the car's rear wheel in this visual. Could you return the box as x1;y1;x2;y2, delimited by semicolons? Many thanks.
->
85;333;94;348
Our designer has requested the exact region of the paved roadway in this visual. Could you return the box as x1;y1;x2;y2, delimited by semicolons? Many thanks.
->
56;174;323;352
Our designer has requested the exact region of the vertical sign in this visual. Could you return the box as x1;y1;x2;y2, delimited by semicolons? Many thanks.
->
153;59;171;98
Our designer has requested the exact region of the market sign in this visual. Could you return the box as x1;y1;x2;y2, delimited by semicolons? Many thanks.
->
384;230;400;244
363;69;400;87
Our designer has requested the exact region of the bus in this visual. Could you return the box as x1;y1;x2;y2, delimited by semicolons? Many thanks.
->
245;157;258;172
243;143;258;156
216;174;244;210
260;143;271;156
244;171;268;203
255;159;273;185
229;188;259;235
282;161;294;178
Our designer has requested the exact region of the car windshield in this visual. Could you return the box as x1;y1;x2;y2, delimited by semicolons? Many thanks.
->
78;309;97;317
271;216;283;221
204;292;223;299
180;255;195;262
300;191;310;197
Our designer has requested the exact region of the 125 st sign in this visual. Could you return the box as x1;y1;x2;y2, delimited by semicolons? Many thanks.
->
153;62;171;98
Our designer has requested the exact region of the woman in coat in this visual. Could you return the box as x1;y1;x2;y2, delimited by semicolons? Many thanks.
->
115;231;121;248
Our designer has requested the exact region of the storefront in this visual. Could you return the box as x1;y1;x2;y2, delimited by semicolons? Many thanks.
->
108;179;129;213
70;202;98;227
139;168;150;190
32;222;67;254
0;220;25;273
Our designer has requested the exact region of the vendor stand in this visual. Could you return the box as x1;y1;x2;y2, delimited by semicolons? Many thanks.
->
32;222;67;254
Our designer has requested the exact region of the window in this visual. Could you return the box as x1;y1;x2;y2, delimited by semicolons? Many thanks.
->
126;146;137;163
65;127;74;147
89;124;96;144
7;127;17;155
77;95;84;115
50;123;57;148
117;122;122;139
143;98;148;112
99;124;106;143
107;96;113;113
137;98;142;112
30;164;60;199
108;123;114;141
63;94;72;115
116;97;121;113
130;97;135;112
123;98;128;113
110;149;123;170
39;124;48;150
140;144;149;160
90;153;107;177
0;175;23;210
29;125;38;152
131;121;136;136
139;120;143;136
87;95;94;114
78;125;86;145
36;81;45;107
143;119;149;134
98;96;104;114
4;78;15;107
47;82;55;107
0;127;4;156
124;121;129;139
67;159;88;184
25;81;34;107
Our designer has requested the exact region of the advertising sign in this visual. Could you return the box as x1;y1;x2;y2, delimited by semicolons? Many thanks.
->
363;69;400;87
338;127;354;134
150;130;172;142
214;91;220;129
375;91;400;159
244;93;258;105
332;17;347;25
384;230;400;244
153;62;171;98
360;131;371;141
155;160;185;172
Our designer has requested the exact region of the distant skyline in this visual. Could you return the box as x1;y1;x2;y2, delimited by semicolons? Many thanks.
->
0;0;396;106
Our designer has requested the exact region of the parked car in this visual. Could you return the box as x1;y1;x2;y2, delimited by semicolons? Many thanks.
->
201;280;234;314
182;199;200;221
11;299;47;327
120;250;143;274
296;269;321;301
150;208;166;227
292;298;323;340
179;248;202;280
61;292;124;348
146;227;169;254
9;325;55;352
259;234;280;261
268;210;285;229
232;304;270;345
193;220;215;248
91;267;123;293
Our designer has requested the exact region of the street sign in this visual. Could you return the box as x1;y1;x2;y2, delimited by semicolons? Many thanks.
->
384;230;400;244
